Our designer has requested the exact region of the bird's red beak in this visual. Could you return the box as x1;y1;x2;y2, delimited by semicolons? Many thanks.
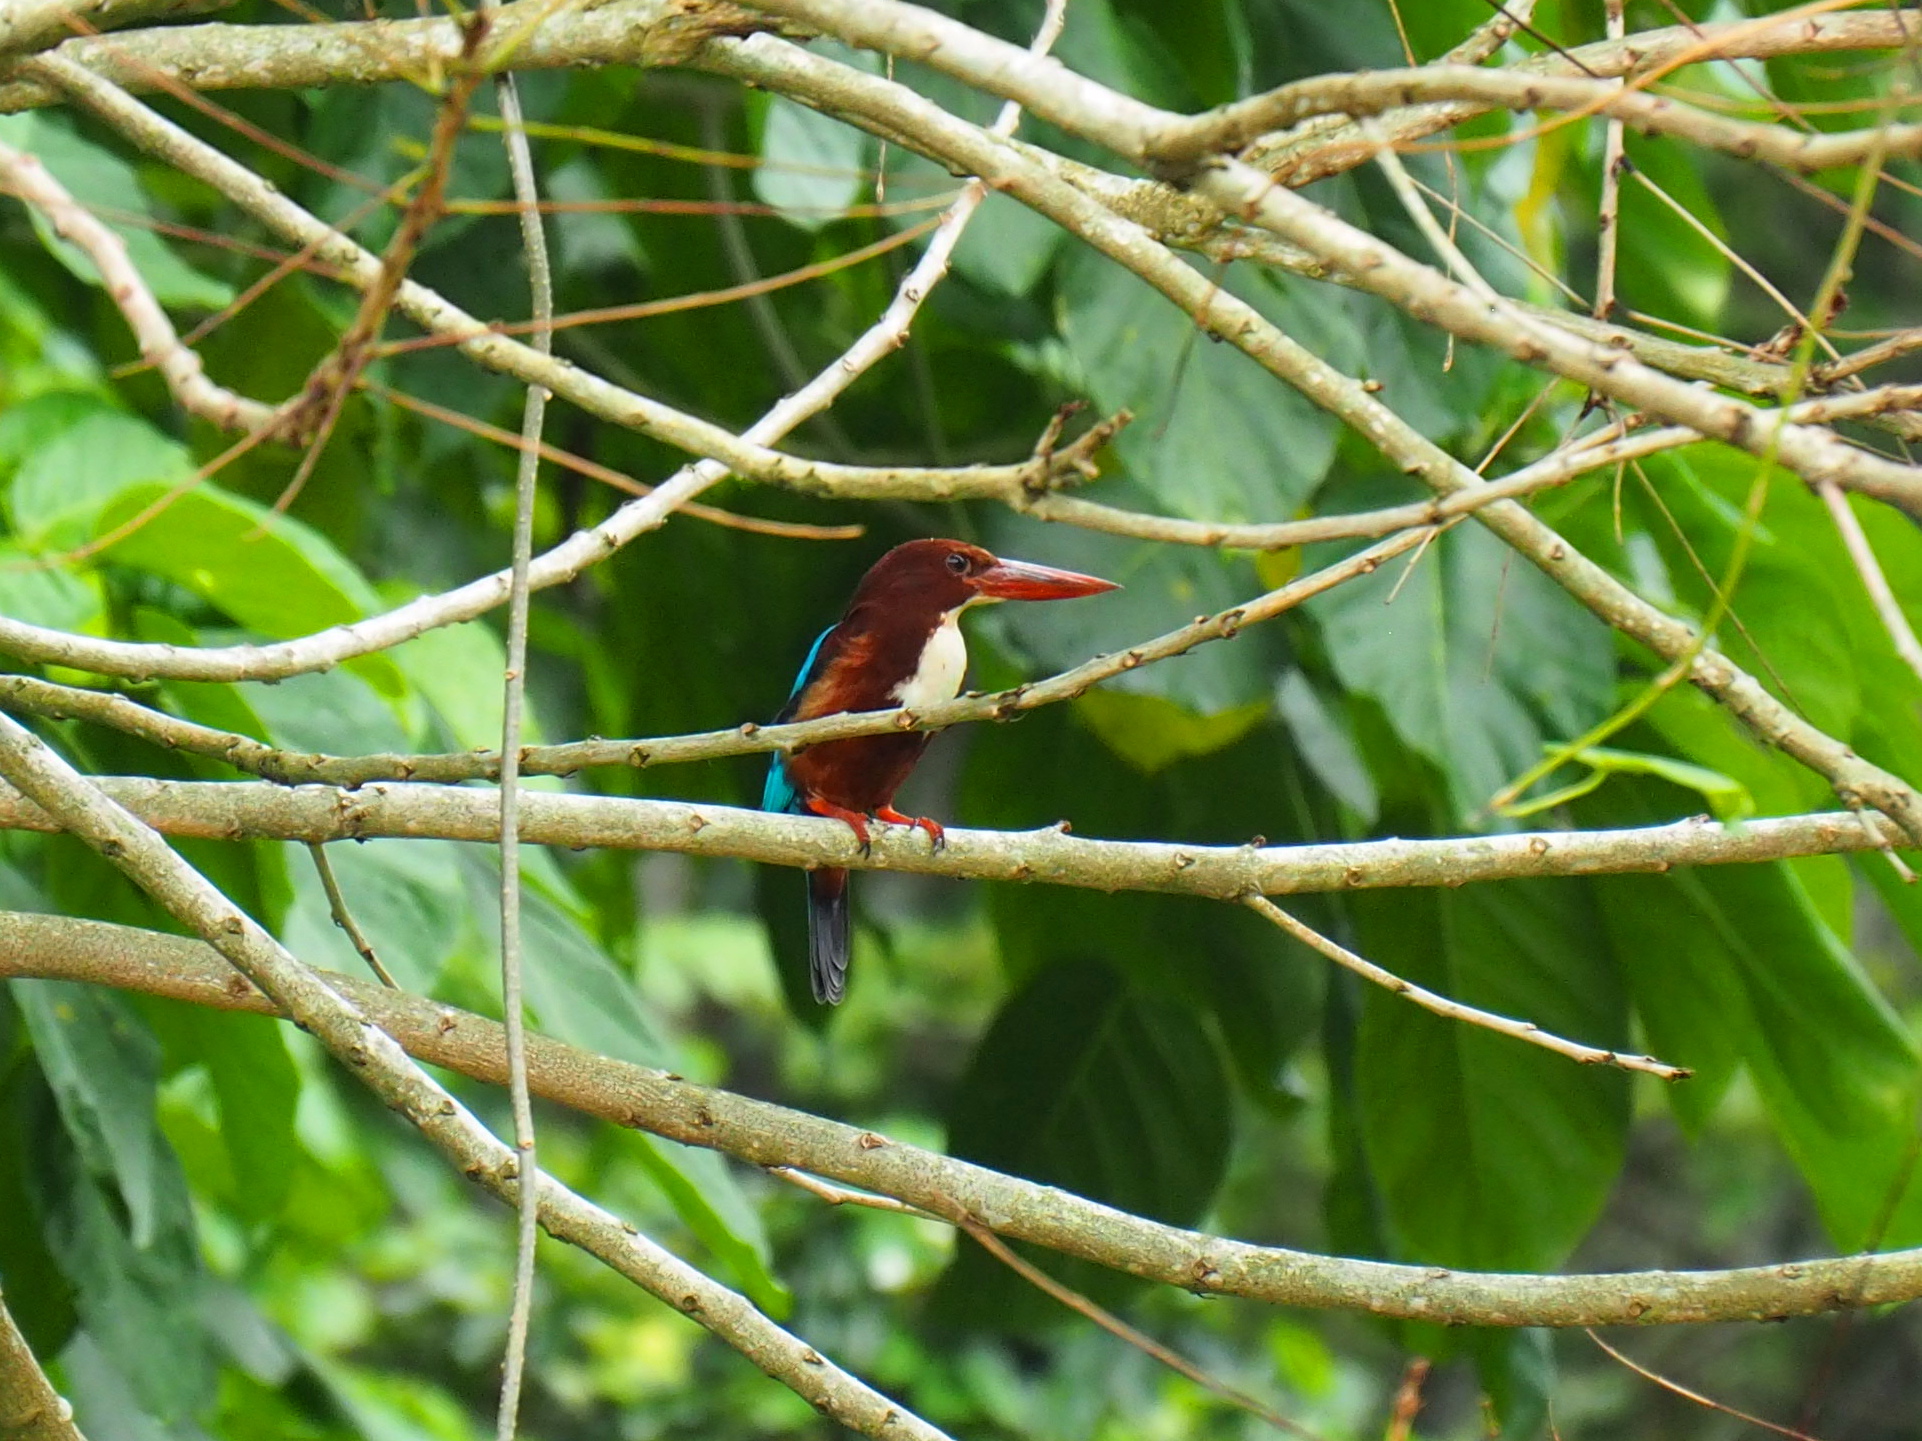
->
972;557;1120;601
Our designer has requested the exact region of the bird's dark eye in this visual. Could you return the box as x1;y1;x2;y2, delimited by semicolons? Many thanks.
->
945;552;969;575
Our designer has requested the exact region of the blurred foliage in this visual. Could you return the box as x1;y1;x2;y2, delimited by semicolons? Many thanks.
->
3;0;1922;1436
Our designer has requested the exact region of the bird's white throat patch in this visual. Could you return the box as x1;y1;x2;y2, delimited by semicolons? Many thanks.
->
890;608;969;710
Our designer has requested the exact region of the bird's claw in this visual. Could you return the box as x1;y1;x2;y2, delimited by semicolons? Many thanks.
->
877;806;945;851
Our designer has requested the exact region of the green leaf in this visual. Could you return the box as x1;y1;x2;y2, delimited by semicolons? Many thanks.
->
0;542;102;632
148;1002;302;1225
96;482;405;699
1670;864;1922;1249
951;191;1063;296
15;981;168;1248
0;112;232;309
933;957;1234;1327
1057;247;1343;523
9;407;192;552
1308;523;1614;824
1349;881;1630;1271
752;49;874;230
282;839;469;994
387;616;543;752
1070;690;1269;774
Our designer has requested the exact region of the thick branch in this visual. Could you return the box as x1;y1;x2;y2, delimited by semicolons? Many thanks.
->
13;908;1922;1330
1153;65;1922;173
0;1289;82;1441
0;0;233;59
0;774;1903;893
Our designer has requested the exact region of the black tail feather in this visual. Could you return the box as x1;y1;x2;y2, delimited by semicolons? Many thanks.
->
807;868;851;1004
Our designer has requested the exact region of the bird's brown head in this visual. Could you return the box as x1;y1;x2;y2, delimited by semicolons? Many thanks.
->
849;538;1119;618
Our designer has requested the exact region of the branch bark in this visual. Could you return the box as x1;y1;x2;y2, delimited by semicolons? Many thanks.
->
0;1289;83;1441
11;908;1922;1330
0;773;1902;894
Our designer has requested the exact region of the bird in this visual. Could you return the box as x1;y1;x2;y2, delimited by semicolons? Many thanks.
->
763;538;1119;1004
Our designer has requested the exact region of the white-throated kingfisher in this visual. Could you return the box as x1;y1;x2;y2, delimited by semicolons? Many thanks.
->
763;539;1119;1004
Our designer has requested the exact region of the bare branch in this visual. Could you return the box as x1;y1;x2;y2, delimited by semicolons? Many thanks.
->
0;133;275;430
0;0;234;59
0;1288;84;1441
0;774;1905;896
14;907;1922;1330
1245;895;1686;1078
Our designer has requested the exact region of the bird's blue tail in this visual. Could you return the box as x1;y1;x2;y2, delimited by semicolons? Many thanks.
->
808;867;850;1005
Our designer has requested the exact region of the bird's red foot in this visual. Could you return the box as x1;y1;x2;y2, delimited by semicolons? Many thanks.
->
806;797;873;855
876;806;945;850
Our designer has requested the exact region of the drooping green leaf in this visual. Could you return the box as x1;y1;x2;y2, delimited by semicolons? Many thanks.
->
1349;880;1630;1271
1308;523;1615;824
933;957;1234;1327
1056;247;1344;523
147;1001;302;1225
15;980;168;1248
97;482;404;698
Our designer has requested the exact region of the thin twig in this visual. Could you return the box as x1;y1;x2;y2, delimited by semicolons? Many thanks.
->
1243;895;1690;1079
764;1168;1325;1440
1586;1330;1825;1441
953;1214;1326;1441
1594;0;1625;318
1816;479;1922;687
488;36;549;1441
306;842;399;987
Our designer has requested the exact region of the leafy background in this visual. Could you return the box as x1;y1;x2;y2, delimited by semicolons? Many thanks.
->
3;0;1922;1436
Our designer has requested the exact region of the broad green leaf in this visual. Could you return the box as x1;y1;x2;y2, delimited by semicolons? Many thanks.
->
752;48;874;230
0;543;102;632
0;388;104;471
933;957;1234;1327
282;839;469;994
0;113;232;310
951;191;1064;296
97;482;405;698
15;981;168;1248
9;408;191;552
1672;864;1922;1249
1276;669;1378;824
148;1002;302;1225
1071;690;1269;774
1350;881;1630;1271
1309;524;1615;825
1057;247;1343;523
387;616;544;752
